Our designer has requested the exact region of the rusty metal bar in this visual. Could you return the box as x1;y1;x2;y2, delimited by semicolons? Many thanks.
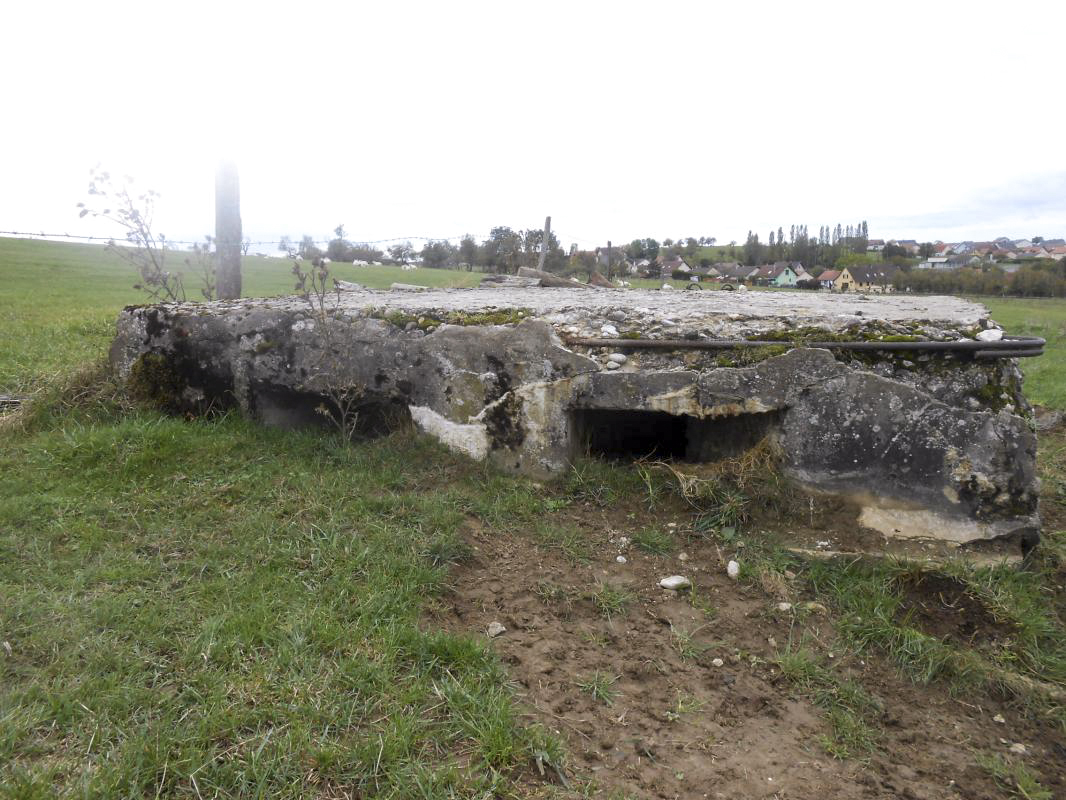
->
565;335;1045;359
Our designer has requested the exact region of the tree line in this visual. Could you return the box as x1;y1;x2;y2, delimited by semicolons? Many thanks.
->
739;222;870;267
894;261;1066;298
284;225;569;274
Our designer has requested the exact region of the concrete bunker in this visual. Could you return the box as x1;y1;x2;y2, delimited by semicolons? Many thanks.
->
571;408;781;463
109;287;1043;555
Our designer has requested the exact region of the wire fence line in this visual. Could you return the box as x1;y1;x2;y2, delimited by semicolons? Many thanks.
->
0;230;477;248
0;229;611;250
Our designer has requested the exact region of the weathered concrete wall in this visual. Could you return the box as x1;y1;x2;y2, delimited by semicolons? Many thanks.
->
110;289;1039;550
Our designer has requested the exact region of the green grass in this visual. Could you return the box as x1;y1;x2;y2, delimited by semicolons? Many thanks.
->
586;583;632;621
975;752;1053;800
0;402;571;796
670;626;710;662
806;558;1066;712
981;297;1066;409
575;672;617;706
631;526;674;556
776;648;882;759
564;458;667;509
534;523;592;565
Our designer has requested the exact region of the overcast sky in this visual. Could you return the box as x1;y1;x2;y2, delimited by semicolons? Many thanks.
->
3;1;1065;251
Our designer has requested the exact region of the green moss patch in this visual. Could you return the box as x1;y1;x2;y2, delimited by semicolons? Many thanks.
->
715;345;789;367
368;307;532;331
127;352;186;411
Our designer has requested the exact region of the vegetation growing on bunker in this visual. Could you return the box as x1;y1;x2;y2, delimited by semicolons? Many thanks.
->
127;347;234;415
714;345;789;367
750;321;934;345
367;307;532;330
969;369;1025;413
127;352;187;411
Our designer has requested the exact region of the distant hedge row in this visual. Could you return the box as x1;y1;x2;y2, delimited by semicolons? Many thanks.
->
894;263;1066;298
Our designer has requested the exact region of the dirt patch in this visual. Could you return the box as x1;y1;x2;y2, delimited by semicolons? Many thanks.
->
896;573;1016;649
435;501;1064;799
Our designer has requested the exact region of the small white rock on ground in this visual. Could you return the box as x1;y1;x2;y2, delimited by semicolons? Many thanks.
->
486;621;506;638
726;560;741;579
659;575;692;590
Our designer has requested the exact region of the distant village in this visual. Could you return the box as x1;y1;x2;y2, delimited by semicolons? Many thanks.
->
273;226;1066;297
600;236;1066;294
869;237;1066;268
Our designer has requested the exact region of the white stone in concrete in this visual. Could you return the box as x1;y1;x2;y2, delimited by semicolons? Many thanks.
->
409;406;489;461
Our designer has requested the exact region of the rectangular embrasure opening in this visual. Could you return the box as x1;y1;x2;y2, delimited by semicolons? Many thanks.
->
570;408;782;462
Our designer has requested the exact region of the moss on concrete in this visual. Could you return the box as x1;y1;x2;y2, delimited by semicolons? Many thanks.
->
751;322;935;345
127;352;185;410
442;309;532;326
367;307;532;330
715;345;790;367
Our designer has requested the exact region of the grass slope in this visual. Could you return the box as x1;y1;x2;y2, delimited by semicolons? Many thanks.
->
0;401;565;797
0;237;477;396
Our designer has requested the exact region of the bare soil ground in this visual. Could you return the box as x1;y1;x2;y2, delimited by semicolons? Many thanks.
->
437;481;1066;799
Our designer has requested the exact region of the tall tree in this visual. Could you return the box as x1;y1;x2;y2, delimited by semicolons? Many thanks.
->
388;241;415;265
458;235;478;269
742;231;764;266
298;235;321;260
420;240;456;269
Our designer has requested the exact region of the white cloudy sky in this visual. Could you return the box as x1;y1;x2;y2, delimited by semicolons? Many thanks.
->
3;1;1064;250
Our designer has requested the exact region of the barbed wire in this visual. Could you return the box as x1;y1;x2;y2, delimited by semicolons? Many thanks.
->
0;230;478;247
0;229;611;249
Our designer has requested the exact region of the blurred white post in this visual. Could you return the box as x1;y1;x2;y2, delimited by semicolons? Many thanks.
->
215;161;242;299
537;215;552;271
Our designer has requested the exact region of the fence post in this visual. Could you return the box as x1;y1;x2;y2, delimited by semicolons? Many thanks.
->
215;161;242;299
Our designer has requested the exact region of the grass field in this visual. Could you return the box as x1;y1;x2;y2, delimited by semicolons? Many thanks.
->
1;236;1065;797
0;238;478;397
979;296;1066;409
